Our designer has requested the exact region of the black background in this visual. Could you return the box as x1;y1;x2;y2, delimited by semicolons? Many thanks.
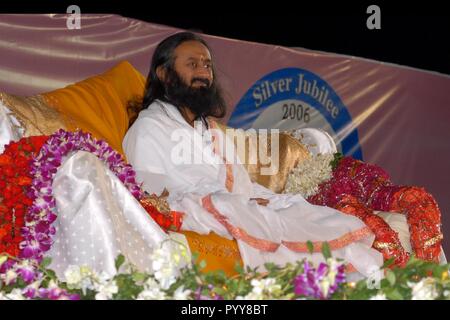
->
2;1;450;75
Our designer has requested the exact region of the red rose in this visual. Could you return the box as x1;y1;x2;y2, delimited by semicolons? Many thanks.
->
16;176;32;186
0;154;13;166
21;143;33;152
0;227;7;240
2;167;14;177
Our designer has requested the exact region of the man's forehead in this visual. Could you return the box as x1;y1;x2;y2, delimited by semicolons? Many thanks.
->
174;41;212;60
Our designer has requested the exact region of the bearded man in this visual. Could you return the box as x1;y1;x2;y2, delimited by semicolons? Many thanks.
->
123;32;383;277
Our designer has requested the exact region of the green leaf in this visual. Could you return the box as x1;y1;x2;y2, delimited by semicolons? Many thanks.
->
306;241;314;255
114;274;144;300
382;257;395;269
115;254;125;271
234;262;244;274
0;255;8;266
385;288;403;300
386;270;396;286
46;269;57;280
191;252;200;264
330;152;344;170
132;272;147;283
40;257;52;269
198;259;207;270
321;242;332;260
213;287;227;296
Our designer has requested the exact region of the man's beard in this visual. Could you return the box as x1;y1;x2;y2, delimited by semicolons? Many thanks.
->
163;69;226;120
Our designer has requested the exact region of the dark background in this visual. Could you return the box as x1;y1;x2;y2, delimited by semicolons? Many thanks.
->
2;1;450;74
126;13;450;75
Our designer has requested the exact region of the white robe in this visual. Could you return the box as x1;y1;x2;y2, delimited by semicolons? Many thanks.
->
123;100;384;277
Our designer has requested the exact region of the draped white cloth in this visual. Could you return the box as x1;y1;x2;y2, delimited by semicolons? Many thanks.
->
123;100;384;277
46;151;181;279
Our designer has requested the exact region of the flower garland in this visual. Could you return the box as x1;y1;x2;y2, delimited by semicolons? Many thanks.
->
0;136;48;257
3;250;450;300
285;153;443;266
284;153;334;198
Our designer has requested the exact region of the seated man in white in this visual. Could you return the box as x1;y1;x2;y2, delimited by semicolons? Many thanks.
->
123;32;384;278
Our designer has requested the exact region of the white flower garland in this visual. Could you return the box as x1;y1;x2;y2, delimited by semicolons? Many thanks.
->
283;153;334;198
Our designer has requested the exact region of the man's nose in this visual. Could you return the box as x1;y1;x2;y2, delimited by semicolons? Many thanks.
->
195;65;212;79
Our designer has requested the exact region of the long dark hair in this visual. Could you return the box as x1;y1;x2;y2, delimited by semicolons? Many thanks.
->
141;32;225;120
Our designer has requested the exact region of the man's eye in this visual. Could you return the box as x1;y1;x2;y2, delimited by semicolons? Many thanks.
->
189;62;197;68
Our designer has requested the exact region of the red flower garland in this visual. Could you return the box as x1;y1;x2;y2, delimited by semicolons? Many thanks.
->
0;136;49;257
308;156;442;266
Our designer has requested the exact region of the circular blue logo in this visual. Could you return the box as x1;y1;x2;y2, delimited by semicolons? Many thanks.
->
228;68;363;160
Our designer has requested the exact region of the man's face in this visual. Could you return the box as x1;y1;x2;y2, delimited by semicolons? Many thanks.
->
157;39;225;120
172;40;213;89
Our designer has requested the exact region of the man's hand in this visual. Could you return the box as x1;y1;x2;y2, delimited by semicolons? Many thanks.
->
250;197;270;206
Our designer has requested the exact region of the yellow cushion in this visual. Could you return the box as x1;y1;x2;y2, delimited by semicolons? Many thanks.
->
179;231;242;276
42;61;146;155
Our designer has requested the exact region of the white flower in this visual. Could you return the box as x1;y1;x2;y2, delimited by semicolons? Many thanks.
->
64;265;83;286
249;278;282;299
325;258;340;283
63;265;95;293
320;278;331;298
172;286;192;300
172;243;191;267
370;292;388;300
137;287;167;300
243;291;264;300
95;280;119;300
79;265;94;278
6;289;26;300
408;278;439;300
284;153;334;198
144;277;160;288
250;279;264;296
443;290;450;299
97;271;113;284
151;248;179;290
135;277;171;300
4;269;18;285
